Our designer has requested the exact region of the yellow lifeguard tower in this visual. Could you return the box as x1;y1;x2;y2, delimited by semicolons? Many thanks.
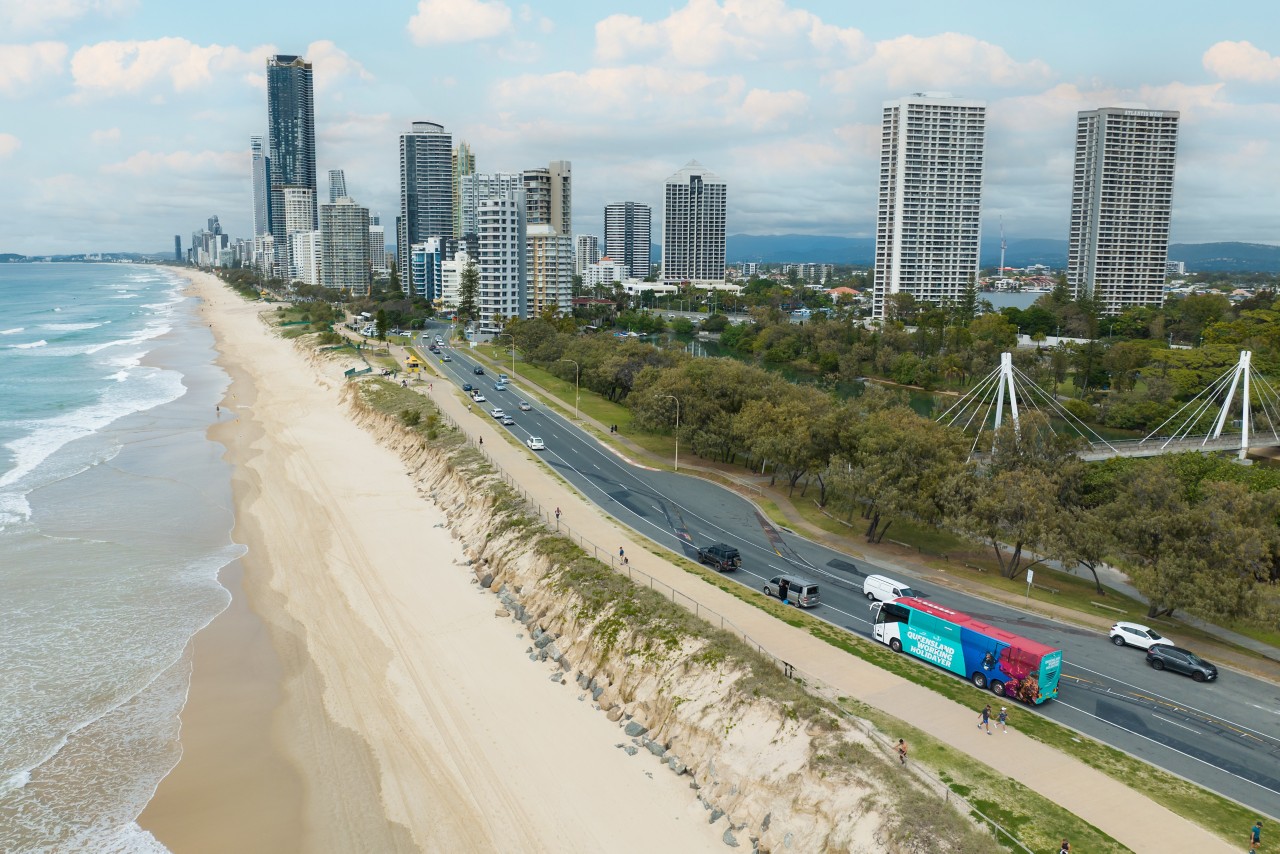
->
404;355;422;373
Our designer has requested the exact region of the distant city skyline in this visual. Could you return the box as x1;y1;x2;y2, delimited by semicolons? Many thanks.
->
2;2;1279;253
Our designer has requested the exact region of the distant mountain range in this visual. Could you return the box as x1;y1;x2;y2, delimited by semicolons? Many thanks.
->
723;234;1280;273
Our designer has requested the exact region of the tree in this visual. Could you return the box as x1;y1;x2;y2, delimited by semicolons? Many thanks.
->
954;275;979;324
375;309;388;340
457;259;479;323
968;313;1018;350
389;260;400;293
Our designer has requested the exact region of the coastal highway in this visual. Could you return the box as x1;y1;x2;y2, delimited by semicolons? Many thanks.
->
422;328;1280;818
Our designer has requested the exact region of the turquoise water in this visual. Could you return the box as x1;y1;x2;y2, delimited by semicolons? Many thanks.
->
0;264;239;851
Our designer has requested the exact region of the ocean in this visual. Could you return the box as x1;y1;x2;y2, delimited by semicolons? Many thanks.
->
0;264;240;851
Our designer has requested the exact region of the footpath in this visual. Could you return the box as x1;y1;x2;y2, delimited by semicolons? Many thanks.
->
385;338;1233;854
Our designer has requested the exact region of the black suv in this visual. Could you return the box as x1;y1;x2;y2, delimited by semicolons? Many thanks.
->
1146;645;1219;682
473;366;485;375
696;543;741;572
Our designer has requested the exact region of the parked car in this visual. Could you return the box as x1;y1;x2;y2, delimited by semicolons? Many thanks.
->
473;366;485;375
696;543;741;572
862;574;916;603
1145;645;1219;682
1109;622;1173;650
526;436;545;450
462;383;473;392
762;575;821;608
518;401;532;411
490;408;506;419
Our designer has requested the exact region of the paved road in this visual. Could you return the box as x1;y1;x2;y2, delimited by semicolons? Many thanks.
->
421;326;1280;818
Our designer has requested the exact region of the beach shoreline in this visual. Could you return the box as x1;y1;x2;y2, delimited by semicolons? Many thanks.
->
141;268;721;852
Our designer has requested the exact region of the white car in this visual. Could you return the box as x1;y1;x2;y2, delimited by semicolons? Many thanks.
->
526;436;545;451
1109;622;1173;650
490;408;506;419
472;393;486;403
518;401;532;411
494;382;507;391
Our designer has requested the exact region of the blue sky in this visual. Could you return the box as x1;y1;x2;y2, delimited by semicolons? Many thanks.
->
2;0;1278;254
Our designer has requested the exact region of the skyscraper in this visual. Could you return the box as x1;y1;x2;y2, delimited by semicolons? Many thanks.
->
662;161;726;286
250;135;270;237
575;234;600;275
328;169;347;203
452;141;475;239
369;213;387;276
523;160;572;236
873;94;986;318
266;55;317;273
476;190;527;324
1068;107;1180;312
527;224;574;316
398;121;454;292
174;235;182;262
604;202;652;279
460;172;521;238
320;196;371;295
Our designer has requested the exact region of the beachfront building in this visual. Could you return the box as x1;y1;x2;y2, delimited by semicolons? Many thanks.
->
526;224;574;316
320;197;371;295
369;214;387;277
872;94;986;318
250;135;270;237
266;55;317;276
662;162;726;287
584;256;628;290
605;201;652;278
328;169;347;204
1068;107;1180;312
575;234;600;275
409;238;443;302
398;121;454;294
523;160;572;237
281;186;315;282
289;230;320;286
452;140;475;240
439;249;471;311
459;172;521;239
476;190;527;325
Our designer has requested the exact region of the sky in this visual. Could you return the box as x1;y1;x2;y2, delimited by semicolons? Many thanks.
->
1;0;1279;254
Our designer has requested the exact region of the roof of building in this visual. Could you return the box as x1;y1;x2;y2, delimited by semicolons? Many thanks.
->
665;160;724;185
828;286;860;296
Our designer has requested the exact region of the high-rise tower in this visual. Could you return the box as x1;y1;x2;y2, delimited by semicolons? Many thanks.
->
250;135;270;237
662;161;726;286
266;55;317;272
328;169;347;203
523;161;572;237
398;121;454;292
452;141;475;239
872;94;986;318
604;202;652;279
1068;107;1179;312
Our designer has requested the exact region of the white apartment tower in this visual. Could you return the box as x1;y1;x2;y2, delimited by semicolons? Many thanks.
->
873;94;986;318
527;224;574;316
605;202;652;278
523;160;572;236
439;249;471;311
320;196;371;295
250;135;270;237
282;186;316;283
662;161;726;286
460;172;522;237
1068;107;1180;312
476;190;527;325
575;234;600;275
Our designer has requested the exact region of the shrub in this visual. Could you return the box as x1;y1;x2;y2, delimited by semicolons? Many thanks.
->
400;409;422;427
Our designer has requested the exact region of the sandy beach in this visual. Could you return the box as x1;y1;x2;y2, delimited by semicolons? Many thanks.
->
140;270;722;852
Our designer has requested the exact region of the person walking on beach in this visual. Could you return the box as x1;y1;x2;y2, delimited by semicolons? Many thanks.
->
896;739;908;765
997;706;1008;733
978;704;992;734
778;577;790;606
1251;819;1263;853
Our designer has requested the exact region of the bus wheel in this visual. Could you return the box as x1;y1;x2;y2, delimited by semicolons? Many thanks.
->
889;638;902;653
990;681;1006;697
971;672;987;689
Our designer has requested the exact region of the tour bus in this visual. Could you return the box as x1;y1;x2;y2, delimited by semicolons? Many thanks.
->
870;597;1063;705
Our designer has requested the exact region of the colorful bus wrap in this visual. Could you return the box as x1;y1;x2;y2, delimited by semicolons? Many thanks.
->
871;597;1063;704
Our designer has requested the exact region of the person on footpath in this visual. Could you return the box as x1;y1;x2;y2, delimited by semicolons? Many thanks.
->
896;739;908;765
555;507;561;522
1059;838;1070;853
978;704;992;734
618;546;625;559
997;706;1008;733
1251;819;1263;853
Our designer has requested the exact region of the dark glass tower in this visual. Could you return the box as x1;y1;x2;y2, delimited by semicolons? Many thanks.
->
266;55;317;258
398;121;454;292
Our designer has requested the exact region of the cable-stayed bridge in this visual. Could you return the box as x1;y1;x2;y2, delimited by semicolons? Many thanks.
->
937;351;1280;462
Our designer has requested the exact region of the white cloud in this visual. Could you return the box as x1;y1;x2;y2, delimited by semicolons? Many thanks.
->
1203;40;1280;83
407;0;512;46
595;0;865;66
735;88;809;130
827;33;1052;93
89;127;120;144
0;132;19;157
0;41;68;94
306;39;373;92
0;0;136;36
101;148;243;176
70;38;274;95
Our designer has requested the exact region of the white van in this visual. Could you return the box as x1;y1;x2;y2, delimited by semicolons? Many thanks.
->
862;574;916;603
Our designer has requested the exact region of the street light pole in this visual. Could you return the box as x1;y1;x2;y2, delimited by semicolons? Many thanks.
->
661;394;680;471
497;332;516;377
558;358;579;419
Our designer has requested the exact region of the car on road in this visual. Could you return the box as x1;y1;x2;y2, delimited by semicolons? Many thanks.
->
498;373;509;383
472;393;486;403
526;436;545;450
1145;645;1219;682
762;575;821;608
862;574;915;603
462;382;473;392
500;415;515;425
441;355;451;361
490;408;506;419
696;543;741;572
518;401;532;411
494;382;507;391
473;366;485;375
1109;622;1173;650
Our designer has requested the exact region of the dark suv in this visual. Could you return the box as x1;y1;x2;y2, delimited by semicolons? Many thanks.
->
1146;645;1219;682
696;543;741;572
473;366;485;375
